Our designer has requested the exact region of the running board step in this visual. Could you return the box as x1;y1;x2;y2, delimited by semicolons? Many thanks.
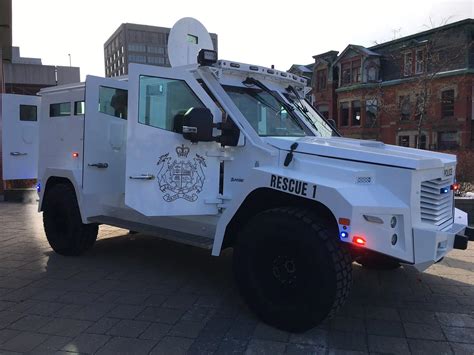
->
88;215;214;250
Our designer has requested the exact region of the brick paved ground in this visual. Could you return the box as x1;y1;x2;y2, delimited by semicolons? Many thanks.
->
0;201;473;354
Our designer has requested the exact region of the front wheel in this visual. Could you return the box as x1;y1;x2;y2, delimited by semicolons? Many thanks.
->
233;207;352;332
42;183;98;256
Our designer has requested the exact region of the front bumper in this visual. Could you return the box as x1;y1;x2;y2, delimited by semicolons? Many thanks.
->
413;208;468;271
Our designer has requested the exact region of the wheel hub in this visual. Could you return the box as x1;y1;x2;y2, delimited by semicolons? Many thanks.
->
272;255;297;286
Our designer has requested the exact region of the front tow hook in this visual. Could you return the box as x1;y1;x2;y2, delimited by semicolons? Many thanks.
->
454;227;474;250
465;226;474;241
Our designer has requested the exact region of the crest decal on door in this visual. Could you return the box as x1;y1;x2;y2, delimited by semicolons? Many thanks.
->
156;145;207;202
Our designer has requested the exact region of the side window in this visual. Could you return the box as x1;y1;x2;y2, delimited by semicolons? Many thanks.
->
19;105;37;121
99;86;128;119
50;102;71;117
138;75;205;131
74;101;85;115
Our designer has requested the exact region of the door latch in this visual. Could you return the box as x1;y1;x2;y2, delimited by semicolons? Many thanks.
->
129;174;155;180
88;163;109;169
10;152;27;156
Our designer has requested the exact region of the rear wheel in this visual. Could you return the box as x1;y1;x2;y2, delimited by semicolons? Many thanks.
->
233;207;352;332
43;183;98;256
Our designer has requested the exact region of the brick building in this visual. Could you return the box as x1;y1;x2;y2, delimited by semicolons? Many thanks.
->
311;19;474;150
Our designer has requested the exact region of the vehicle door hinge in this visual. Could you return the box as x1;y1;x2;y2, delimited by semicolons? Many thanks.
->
205;194;232;209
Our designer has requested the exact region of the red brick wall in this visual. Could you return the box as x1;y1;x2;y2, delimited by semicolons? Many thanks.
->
331;73;473;149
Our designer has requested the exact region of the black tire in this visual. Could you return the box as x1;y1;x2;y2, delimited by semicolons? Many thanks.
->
42;183;98;256
356;253;401;270
233;207;352;332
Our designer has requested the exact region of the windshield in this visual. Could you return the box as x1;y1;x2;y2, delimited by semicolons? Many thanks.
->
224;86;311;137
283;91;337;138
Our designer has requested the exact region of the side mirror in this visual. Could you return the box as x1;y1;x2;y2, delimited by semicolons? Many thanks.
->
181;107;215;143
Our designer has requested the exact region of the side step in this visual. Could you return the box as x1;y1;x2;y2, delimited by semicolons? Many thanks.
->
88;215;214;250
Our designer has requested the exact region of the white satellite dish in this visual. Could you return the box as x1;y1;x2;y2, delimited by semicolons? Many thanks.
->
168;17;214;67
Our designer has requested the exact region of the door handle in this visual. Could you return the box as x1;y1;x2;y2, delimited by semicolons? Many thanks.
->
129;174;155;180
10;152;27;156
88;163;109;169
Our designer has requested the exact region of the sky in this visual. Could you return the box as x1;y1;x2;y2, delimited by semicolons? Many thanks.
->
11;0;474;81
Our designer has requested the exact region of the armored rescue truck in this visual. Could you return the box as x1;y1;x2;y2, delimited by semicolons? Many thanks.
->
1;18;472;332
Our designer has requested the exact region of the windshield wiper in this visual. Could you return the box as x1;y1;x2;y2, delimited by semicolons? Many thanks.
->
243;77;295;114
286;85;319;132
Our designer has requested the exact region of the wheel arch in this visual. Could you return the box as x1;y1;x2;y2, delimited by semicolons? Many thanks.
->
40;175;77;211
221;187;339;250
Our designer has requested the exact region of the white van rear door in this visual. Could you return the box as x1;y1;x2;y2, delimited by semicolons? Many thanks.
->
83;76;128;202
1;94;40;180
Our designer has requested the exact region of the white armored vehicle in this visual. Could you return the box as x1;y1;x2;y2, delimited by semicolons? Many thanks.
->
1;18;472;332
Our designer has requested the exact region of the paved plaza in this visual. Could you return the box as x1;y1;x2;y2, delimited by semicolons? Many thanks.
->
0;201;472;354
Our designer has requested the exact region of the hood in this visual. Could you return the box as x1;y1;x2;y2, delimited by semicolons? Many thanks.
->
264;136;456;170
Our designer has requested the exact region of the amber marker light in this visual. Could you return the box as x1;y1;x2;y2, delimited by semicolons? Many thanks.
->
353;236;366;246
338;218;351;226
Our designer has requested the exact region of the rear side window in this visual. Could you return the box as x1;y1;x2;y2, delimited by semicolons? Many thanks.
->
50;102;71;117
74;101;85;115
99;86;128;119
19;105;37;121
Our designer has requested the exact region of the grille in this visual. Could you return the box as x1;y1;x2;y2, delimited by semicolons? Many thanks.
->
420;177;453;228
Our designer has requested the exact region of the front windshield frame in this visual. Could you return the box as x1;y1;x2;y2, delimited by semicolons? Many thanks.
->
223;85;314;137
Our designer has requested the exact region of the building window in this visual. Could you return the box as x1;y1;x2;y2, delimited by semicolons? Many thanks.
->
147;56;165;65
441;89;454;118
147;45;165;54
340;102;349;126
99;86;128;120
128;43;146;52
351;60;361;83
341;62;351;85
438;131;459;150
316;69;327;91
367;66;377;82
317;104;329;119
403;52;412;76
352;101;361;126
74;101;85;115
398;135;410;147
365;99;377;126
19;105;37;121
415;134;426;149
341;59;361;86
50;102;71;117
128;54;146;63
415;49;424;74
399;95;411;120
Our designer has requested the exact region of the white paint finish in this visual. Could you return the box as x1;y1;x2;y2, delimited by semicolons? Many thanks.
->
1;94;40;180
265;136;456;170
168;17;214;67
37;85;85;196
83;75;128;206
125;64;221;216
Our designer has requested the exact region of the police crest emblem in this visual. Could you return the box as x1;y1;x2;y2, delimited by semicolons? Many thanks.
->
156;145;207;202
